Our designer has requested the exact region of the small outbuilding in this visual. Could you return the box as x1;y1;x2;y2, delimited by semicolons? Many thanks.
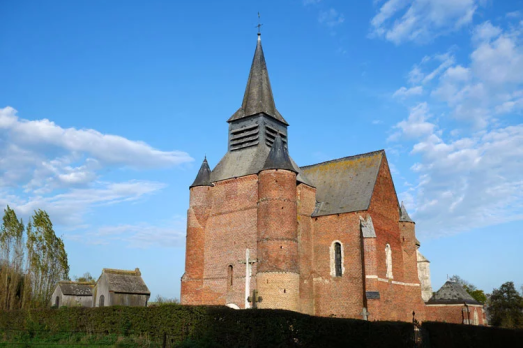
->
50;281;94;308
93;268;150;307
425;280;486;325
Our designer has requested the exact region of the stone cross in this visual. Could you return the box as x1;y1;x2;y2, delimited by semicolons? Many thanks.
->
256;12;263;34
247;289;263;309
361;307;370;321
238;248;257;309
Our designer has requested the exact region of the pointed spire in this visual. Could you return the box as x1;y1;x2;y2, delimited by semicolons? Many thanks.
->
228;34;288;125
190;157;212;188
399;201;414;223
261;135;296;173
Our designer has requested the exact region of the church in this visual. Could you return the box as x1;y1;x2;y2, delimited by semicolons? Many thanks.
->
180;33;486;325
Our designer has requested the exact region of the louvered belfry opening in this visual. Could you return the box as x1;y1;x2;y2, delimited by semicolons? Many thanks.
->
230;123;259;151
265;123;287;148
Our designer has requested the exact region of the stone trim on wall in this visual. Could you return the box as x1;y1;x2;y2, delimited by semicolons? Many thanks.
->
366;275;420;287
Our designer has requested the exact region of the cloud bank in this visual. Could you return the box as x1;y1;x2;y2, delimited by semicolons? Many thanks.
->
0;106;193;226
390;20;523;237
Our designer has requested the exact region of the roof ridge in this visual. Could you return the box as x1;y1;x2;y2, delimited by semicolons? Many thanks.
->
301;149;385;169
59;281;94;285
103;268;140;276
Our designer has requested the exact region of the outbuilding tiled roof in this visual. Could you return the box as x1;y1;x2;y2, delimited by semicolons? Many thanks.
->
102;268;150;295
58;281;93;296
427;281;481;305
301;150;384;217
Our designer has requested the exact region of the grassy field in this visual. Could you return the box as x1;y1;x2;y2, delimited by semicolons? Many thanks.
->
0;331;164;347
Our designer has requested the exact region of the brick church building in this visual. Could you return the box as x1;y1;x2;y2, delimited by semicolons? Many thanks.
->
180;33;486;325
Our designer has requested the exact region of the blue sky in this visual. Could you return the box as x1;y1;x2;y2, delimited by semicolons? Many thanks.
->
1;0;522;299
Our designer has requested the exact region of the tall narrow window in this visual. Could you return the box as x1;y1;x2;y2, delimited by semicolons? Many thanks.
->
228;265;233;290
99;295;105;307
334;242;342;277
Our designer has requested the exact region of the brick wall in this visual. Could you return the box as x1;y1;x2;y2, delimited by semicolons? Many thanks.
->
181;153;467;325
181;175;259;308
257;169;300;311
365;155;426;322
426;305;487;325
181;185;211;305
312;212;364;318
297;183;316;315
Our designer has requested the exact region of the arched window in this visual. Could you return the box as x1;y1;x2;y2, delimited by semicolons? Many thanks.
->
385;244;393;279
227;265;233;289
55;296;60;307
330;241;344;277
99;295;105;307
335;243;342;277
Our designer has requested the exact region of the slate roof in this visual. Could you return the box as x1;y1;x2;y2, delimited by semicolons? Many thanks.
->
427;281;481;305
261;135;296;173
228;34;288;126
360;216;377;238
190;157;212;188
210;142;313;186
400;201;414;223
301;150;385;217
58;281;93;296
102;268;150;295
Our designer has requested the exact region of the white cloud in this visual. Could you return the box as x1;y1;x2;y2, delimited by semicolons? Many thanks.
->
410;123;523;236
472;21;502;43
388;102;436;141
318;8;345;28
471;32;523;86
400;21;523;128
393;85;423;98
0;106;192;226
68;216;186;248
0;180;166;226
506;11;521;19
390;21;523;237
370;0;479;44
0;107;192;170
0;107;192;191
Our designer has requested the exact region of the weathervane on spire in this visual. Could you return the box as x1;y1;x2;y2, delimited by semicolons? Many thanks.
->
256;12;263;35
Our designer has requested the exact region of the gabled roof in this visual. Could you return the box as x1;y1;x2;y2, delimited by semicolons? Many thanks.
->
301;150;384;217
58;281;93;296
261;134;296;173
101;268;150;295
427;281;481;305
400;201;414;222
190;157;212;188
228;34;288;126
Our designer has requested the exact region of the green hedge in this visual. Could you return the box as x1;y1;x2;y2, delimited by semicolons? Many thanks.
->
4;307;522;347
0;305;205;342
422;322;523;348
190;307;413;348
0;306;413;348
